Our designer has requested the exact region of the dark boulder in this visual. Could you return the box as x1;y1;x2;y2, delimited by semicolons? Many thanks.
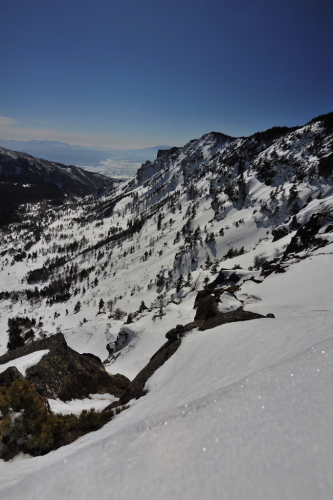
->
194;294;219;321
194;290;208;308
0;333;130;401
194;287;265;330
272;225;289;242
260;258;287;277
165;324;185;341
82;352;102;363
290;215;301;231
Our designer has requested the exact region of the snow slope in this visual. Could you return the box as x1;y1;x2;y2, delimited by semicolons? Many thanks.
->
0;113;333;498
0;251;332;499
0;350;49;377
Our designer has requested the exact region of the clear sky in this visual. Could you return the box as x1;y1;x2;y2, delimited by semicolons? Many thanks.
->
1;0;332;148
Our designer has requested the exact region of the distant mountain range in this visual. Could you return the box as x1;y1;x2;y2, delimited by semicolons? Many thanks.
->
0;139;171;178
0;146;115;227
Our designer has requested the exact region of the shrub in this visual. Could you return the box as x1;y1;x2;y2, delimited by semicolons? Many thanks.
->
113;308;126;320
0;379;127;461
253;253;266;270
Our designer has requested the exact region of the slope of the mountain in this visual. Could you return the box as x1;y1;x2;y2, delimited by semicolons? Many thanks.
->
0;146;116;227
0;112;333;498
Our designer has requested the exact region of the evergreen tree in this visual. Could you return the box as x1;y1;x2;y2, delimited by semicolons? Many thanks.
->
186;271;193;286
74;301;81;314
176;274;184;293
139;300;147;312
157;212;163;230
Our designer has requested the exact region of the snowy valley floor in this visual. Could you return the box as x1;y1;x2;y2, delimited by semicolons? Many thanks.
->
0;251;333;499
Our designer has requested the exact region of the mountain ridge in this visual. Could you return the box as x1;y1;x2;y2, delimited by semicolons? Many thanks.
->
0;146;117;227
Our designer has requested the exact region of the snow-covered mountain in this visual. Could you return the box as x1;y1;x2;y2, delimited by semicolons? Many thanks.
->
0;139;172;177
0;146;116;226
0;112;333;499
0;146;115;196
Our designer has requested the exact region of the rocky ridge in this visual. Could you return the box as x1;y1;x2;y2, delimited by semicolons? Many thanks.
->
0;333;129;401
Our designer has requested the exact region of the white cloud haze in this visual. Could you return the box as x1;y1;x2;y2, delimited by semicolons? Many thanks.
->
0;116;146;149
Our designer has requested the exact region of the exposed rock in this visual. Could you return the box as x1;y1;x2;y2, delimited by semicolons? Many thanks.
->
260;258;287;277
194;294;219;321
157;147;179;159
290;215;301;231
283;212;333;257
106;289;268;410
272;225;289;242
165;324;185;341
82;352;102;363
0;333;130;401
199;307;265;331
194;288;267;330
208;270;241;289
104;339;182;409
114;327;134;352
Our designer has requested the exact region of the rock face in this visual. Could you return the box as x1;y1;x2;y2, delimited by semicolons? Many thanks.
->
283;212;333;257
0;333;130;401
105;339;182;409
193;289;265;330
272;225;289;242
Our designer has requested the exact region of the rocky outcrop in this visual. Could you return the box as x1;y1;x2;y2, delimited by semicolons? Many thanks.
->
0;333;130;401
272;225;289;241
107;340;181;411
199;307;265;331
193;289;265;330
105;339;182;410
283;212;333;257
156;147;180;159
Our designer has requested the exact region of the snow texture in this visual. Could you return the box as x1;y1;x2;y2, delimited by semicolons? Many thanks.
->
0;350;49;377
48;393;118;415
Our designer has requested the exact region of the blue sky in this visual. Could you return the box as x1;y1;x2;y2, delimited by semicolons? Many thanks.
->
1;0;332;148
